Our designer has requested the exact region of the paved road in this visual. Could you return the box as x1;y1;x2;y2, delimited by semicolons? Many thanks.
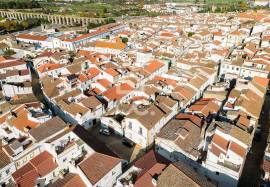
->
88;124;143;162
238;94;270;187
28;63;49;107
28;62;143;161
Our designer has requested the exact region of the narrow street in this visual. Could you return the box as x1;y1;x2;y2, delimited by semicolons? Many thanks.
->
238;94;270;187
28;62;53;112
27;62;136;161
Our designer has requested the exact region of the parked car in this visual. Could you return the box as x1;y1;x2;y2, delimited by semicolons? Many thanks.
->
99;128;111;136
122;138;135;148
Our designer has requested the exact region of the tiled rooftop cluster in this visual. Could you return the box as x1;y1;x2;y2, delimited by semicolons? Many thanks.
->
0;9;270;187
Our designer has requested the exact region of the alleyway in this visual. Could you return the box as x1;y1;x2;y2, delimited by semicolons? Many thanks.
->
238;94;270;187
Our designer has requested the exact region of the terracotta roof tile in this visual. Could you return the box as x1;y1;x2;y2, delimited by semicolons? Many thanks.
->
229;141;246;158
79;152;121;185
103;83;133;101
175;113;203;128
145;60;165;73
16;33;48;41
12;151;58;187
210;143;226;157
105;68;119;77
134;150;170;187
253;76;269;88
95;37;126;50
238;115;250;127
10;109;39;132
49;173;86;187
97;78;112;88
78;73;88;82
87;67;100;78
212;133;229;151
38;63;63;73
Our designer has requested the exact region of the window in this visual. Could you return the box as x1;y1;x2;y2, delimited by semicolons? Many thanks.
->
128;122;132;130
139;127;143;135
112;171;116;176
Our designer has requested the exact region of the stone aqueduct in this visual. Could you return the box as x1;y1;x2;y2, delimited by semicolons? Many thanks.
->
0;10;105;26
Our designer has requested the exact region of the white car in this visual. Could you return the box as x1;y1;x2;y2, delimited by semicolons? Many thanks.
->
99;128;111;136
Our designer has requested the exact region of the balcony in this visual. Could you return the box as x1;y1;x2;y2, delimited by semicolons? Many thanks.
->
55;141;76;155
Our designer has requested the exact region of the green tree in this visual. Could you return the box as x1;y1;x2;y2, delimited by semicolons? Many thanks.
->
102;7;108;14
238;1;248;11
21;20;29;29
105;18;116;24
121;37;128;43
4;49;15;57
4;20;17;31
188;32;195;37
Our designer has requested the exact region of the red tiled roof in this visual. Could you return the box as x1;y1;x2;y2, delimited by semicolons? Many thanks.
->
87;67;100;79
154;76;177;87
0;113;9;124
78;50;95;57
238;115;250;127
173;86;195;101
16;33;48;41
188;100;220;117
229;141;246;158
19;69;30;76
129;96;148;102
134;150;170;187
49;173;87;187
30;151;58;177
37;63;62;73
160;32;176;37
210;143;226;157
0;56;14;63
37;51;54;58
135;163;167;187
12;151;58;187
95;37;126;50
145;60;164;73
0;60;25;69
79;152;121;185
105;68;119;77
253;76;269;88
103;83;133;101
92;87;102;95
212;133;229;151
175;113;203;128
10;109;39;132
78;73;88;82
97;78;112;88
213;31;222;36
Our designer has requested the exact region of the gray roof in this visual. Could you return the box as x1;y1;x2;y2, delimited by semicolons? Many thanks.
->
29;117;67;142
126;104;170;130
9;140;22;151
